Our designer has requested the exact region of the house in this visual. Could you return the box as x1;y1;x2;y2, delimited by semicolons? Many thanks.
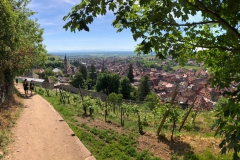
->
153;85;165;92
194;95;214;110
52;68;61;73
177;96;188;109
199;87;210;98
181;90;197;101
42;77;54;89
24;69;39;78
158;92;174;102
179;81;187;89
59;77;70;83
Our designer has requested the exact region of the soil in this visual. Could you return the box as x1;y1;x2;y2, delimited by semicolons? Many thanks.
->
4;85;95;160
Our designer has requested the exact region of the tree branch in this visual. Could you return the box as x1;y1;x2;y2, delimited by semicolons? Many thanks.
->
184;0;204;11
176;39;240;52
194;0;240;40
194;45;240;52
160;21;219;26
105;0;113;4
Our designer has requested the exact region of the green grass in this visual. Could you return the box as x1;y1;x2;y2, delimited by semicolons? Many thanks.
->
179;149;232;160
172;65;201;71
36;87;161;160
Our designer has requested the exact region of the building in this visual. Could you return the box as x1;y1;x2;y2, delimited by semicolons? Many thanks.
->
63;55;68;74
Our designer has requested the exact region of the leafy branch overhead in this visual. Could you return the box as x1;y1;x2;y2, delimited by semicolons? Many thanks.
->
0;0;47;86
63;0;240;87
63;0;240;159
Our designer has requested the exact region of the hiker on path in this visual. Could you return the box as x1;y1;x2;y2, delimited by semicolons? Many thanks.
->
15;78;18;86
23;79;29;97
30;80;35;96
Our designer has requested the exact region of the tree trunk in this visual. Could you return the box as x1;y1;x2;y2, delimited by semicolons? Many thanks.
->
171;120;176;142
137;111;143;134
83;104;87;115
89;107;93;117
105;100;108;122
120;107;124;127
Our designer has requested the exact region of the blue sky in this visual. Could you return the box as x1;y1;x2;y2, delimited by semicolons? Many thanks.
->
28;0;139;52
28;0;203;53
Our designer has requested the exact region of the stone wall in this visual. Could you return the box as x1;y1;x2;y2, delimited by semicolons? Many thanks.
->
42;82;54;90
59;84;107;101
58;84;143;104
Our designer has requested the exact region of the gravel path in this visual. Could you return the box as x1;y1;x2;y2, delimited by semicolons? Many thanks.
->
5;85;95;160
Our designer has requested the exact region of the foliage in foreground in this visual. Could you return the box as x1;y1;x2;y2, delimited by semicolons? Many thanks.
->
63;1;240;158
0;0;47;96
213;98;240;159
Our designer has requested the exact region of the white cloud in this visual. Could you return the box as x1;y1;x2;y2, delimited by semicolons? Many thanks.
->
41;22;60;26
43;32;58;36
62;0;80;5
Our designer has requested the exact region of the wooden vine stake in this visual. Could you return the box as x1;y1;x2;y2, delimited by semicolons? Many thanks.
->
120;106;124;127
59;88;65;104
45;88;50;97
78;85;83;102
156;83;179;136
178;96;197;132
104;98;108;122
137;110;144;135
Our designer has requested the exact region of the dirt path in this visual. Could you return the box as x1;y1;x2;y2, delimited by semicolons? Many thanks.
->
4;85;95;160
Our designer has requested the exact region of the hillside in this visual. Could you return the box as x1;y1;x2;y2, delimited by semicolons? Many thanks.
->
31;87;233;160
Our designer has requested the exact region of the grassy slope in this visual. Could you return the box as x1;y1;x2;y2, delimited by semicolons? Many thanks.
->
35;87;232;160
171;66;202;71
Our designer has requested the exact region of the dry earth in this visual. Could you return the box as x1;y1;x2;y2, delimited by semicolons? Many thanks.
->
4;85;95;160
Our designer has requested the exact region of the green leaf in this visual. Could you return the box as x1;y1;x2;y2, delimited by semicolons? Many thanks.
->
219;140;226;148
221;147;227;154
63;15;69;21
228;141;236;149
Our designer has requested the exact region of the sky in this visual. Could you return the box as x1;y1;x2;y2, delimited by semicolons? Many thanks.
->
28;0;139;52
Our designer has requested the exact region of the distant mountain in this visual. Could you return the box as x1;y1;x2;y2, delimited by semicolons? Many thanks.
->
48;50;156;57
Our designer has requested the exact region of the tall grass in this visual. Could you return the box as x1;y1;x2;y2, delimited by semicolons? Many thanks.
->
0;89;22;159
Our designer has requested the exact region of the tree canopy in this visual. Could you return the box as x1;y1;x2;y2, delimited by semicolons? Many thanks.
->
71;72;85;88
145;92;160;110
63;0;240;89
89;64;97;84
0;0;47;93
79;64;88;80
120;77;132;99
96;71;120;94
138;75;150;101
63;0;240;157
127;64;134;83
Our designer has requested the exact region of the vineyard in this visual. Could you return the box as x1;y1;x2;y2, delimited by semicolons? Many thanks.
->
35;86;232;160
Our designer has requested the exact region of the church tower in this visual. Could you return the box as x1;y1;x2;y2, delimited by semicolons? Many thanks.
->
101;58;105;73
63;55;68;74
